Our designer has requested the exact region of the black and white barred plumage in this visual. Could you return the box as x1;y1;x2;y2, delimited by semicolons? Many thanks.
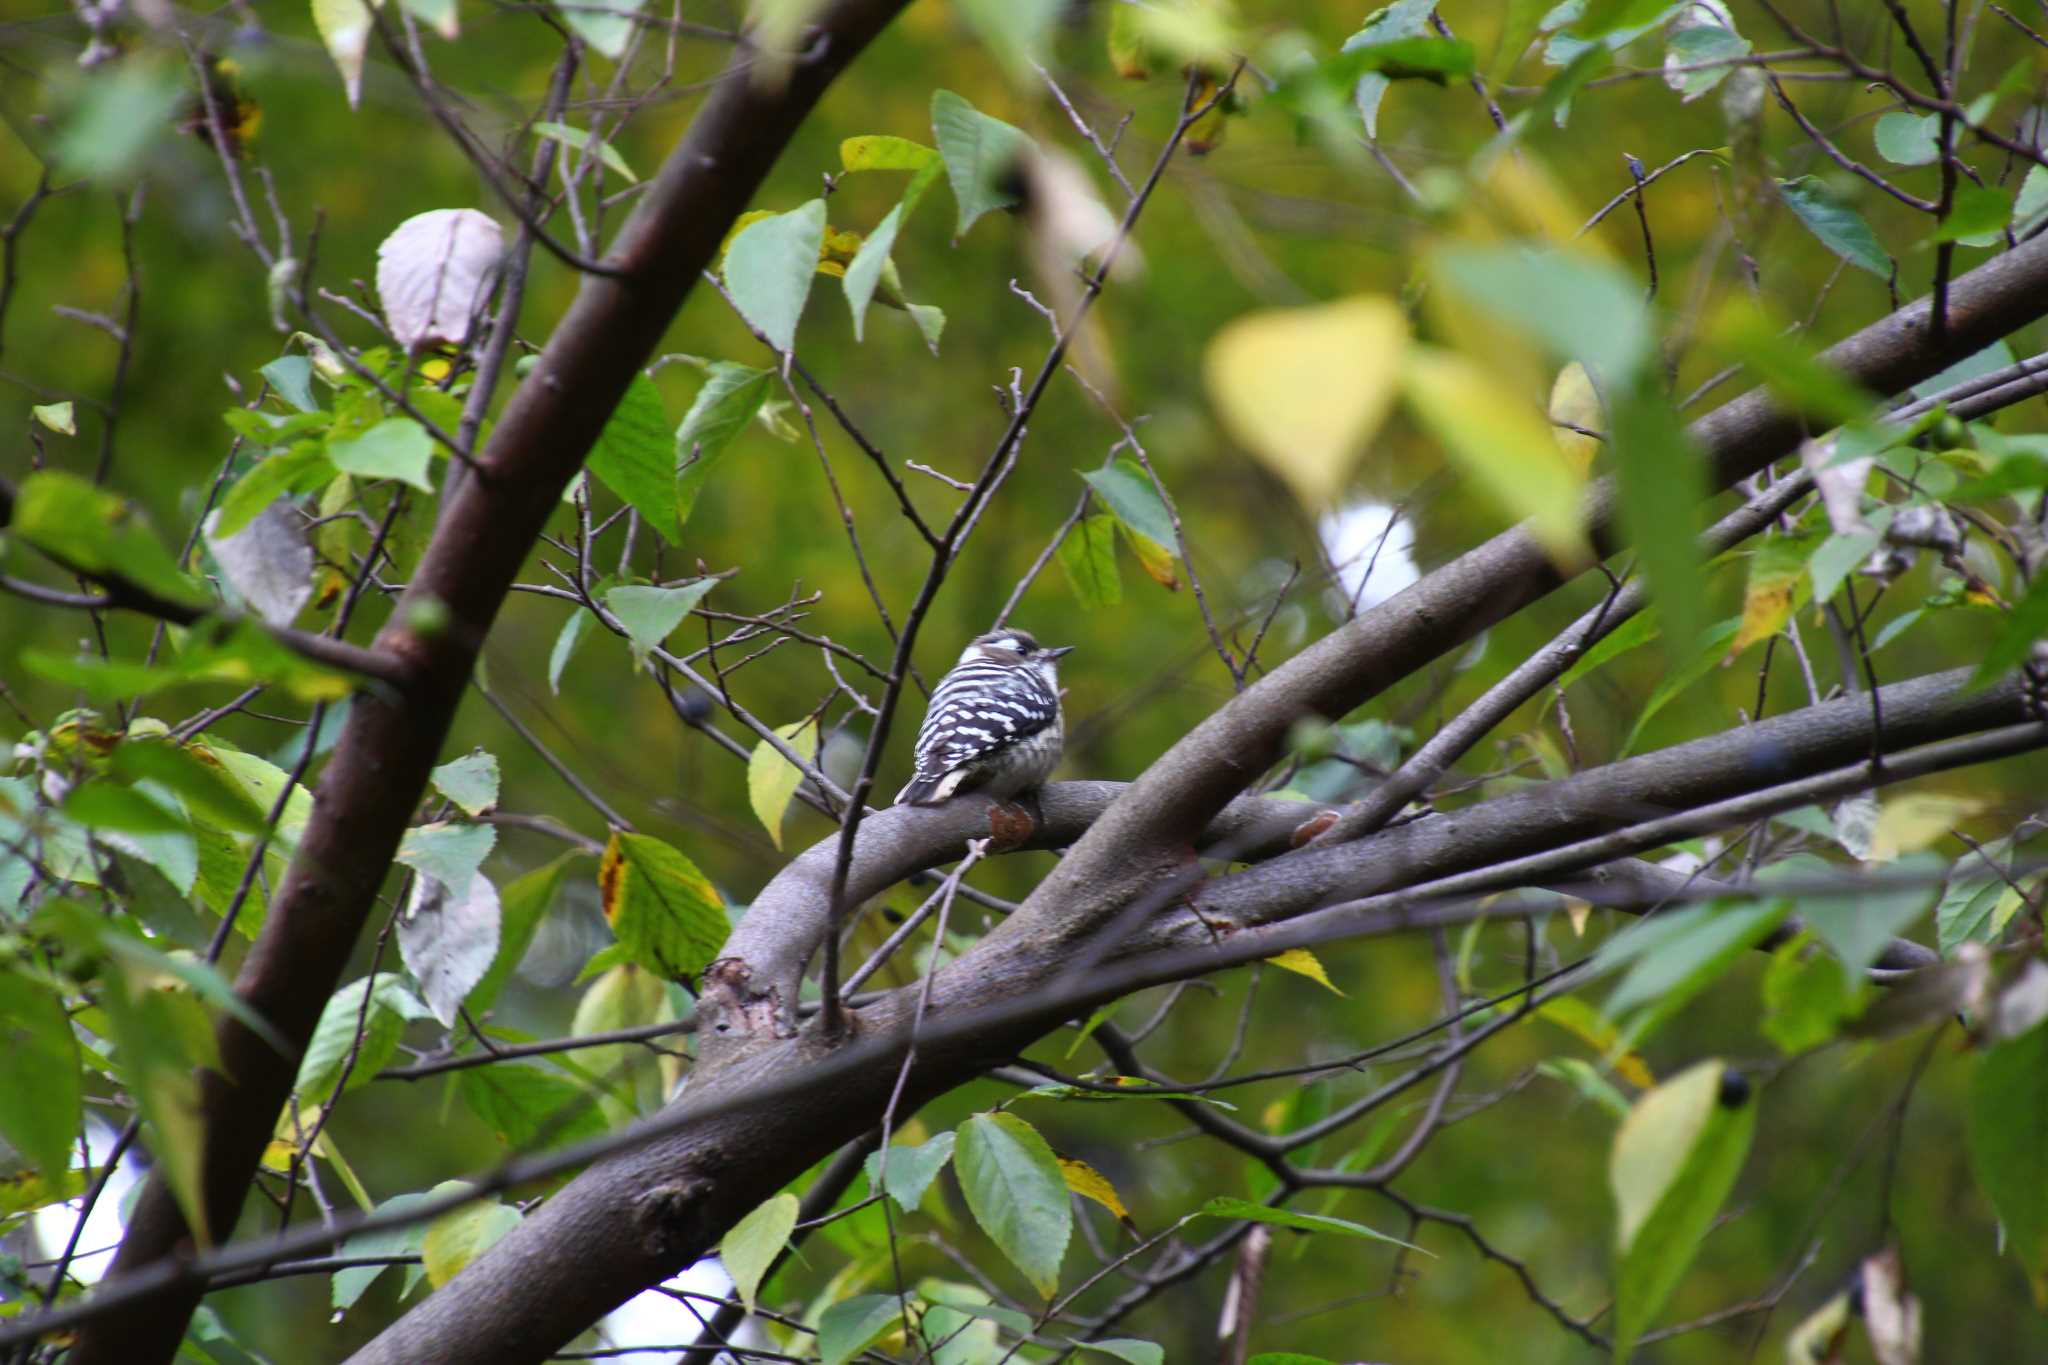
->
895;628;1073;806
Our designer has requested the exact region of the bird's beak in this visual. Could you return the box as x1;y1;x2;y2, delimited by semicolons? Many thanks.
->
1045;645;1076;659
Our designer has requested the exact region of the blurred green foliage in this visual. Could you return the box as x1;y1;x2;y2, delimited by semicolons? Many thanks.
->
7;0;2048;1360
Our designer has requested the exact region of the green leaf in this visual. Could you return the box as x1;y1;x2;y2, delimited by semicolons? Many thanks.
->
724;200;827;353
1705;300;1877;427
1665;24;1749;99
421;1192;522;1287
597;832;729;981
333;1190;438;1312
530;120;637;183
845;160;944;342
1344;0;1439;138
1400;346;1589;566
1611;385;1708;666
1077;1342;1164;1365
1761;934;1865;1054
52;52;184;176
587;375;679;544
109;738;268;834
1079;459;1177;550
1572;0;1676;38
1932;184;2012;245
1937;874;2025;956
1557;610;1660;690
1057;513;1122;609
31;401;76;435
1808;528;1882;604
1610;1059;1756;1359
1598;899;1788;1030
1968;1018;2048;1292
0;968;82;1180
721;1191;799;1312
1778;176;1891;278
1537;1057;1633;1120
261;356;320;413
863;1131;957;1213
472;852;576;1013
1427;244;1650;383
954;1112;1072;1297
932;90;1031;237
818;1293;907;1365
396;821;496;895
558;0;641;58
605;580;717;664
456;1063;607;1149
747;719;818;851
1620;616;1739;755
675;363;776;527
91;949;217;1240
1873;110;1941;167
1971;569;2048;688
1199;1196;1423;1250
214;442;335;539
548;608;590;696
431;750;500;818
10;471;202;607
1794;853;1943;974
327;416;434;493
296;972;428;1103
61;778;189;836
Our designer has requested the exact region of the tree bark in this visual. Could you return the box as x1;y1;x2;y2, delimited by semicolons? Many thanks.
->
70;6;913;1360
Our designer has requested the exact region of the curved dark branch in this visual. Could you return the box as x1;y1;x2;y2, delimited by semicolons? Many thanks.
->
1006;230;2048;959
67;5;916;1360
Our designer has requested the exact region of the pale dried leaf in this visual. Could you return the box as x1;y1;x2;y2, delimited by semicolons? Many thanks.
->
205;501;313;627
1801;438;1872;537
376;209;504;351
398;872;502;1027
1859;1247;1922;1365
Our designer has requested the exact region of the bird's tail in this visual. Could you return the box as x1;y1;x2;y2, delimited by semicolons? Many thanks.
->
895;771;953;806
895;775;933;805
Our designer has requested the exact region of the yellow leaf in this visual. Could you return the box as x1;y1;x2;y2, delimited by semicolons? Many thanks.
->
1058;1157;1131;1223
1869;793;1984;862
421;1195;522;1288
1400;346;1590;568
1548;362;1605;476
1267;947;1345;996
262;1101;327;1174
1123;527;1179;590
1537;997;1653;1089
748;719;819;850
1204;296;1408;511
311;0;374;109
1565;898;1592;938
1725;538;1812;661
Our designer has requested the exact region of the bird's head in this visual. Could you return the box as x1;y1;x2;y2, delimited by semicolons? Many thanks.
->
963;628;1073;684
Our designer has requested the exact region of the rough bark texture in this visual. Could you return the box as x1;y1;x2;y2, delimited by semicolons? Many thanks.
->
72;7;913;1360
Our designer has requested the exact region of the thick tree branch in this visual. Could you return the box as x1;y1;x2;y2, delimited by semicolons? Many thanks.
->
340;672;2034;1364
1001;230;2048;963
68;6;914;1361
